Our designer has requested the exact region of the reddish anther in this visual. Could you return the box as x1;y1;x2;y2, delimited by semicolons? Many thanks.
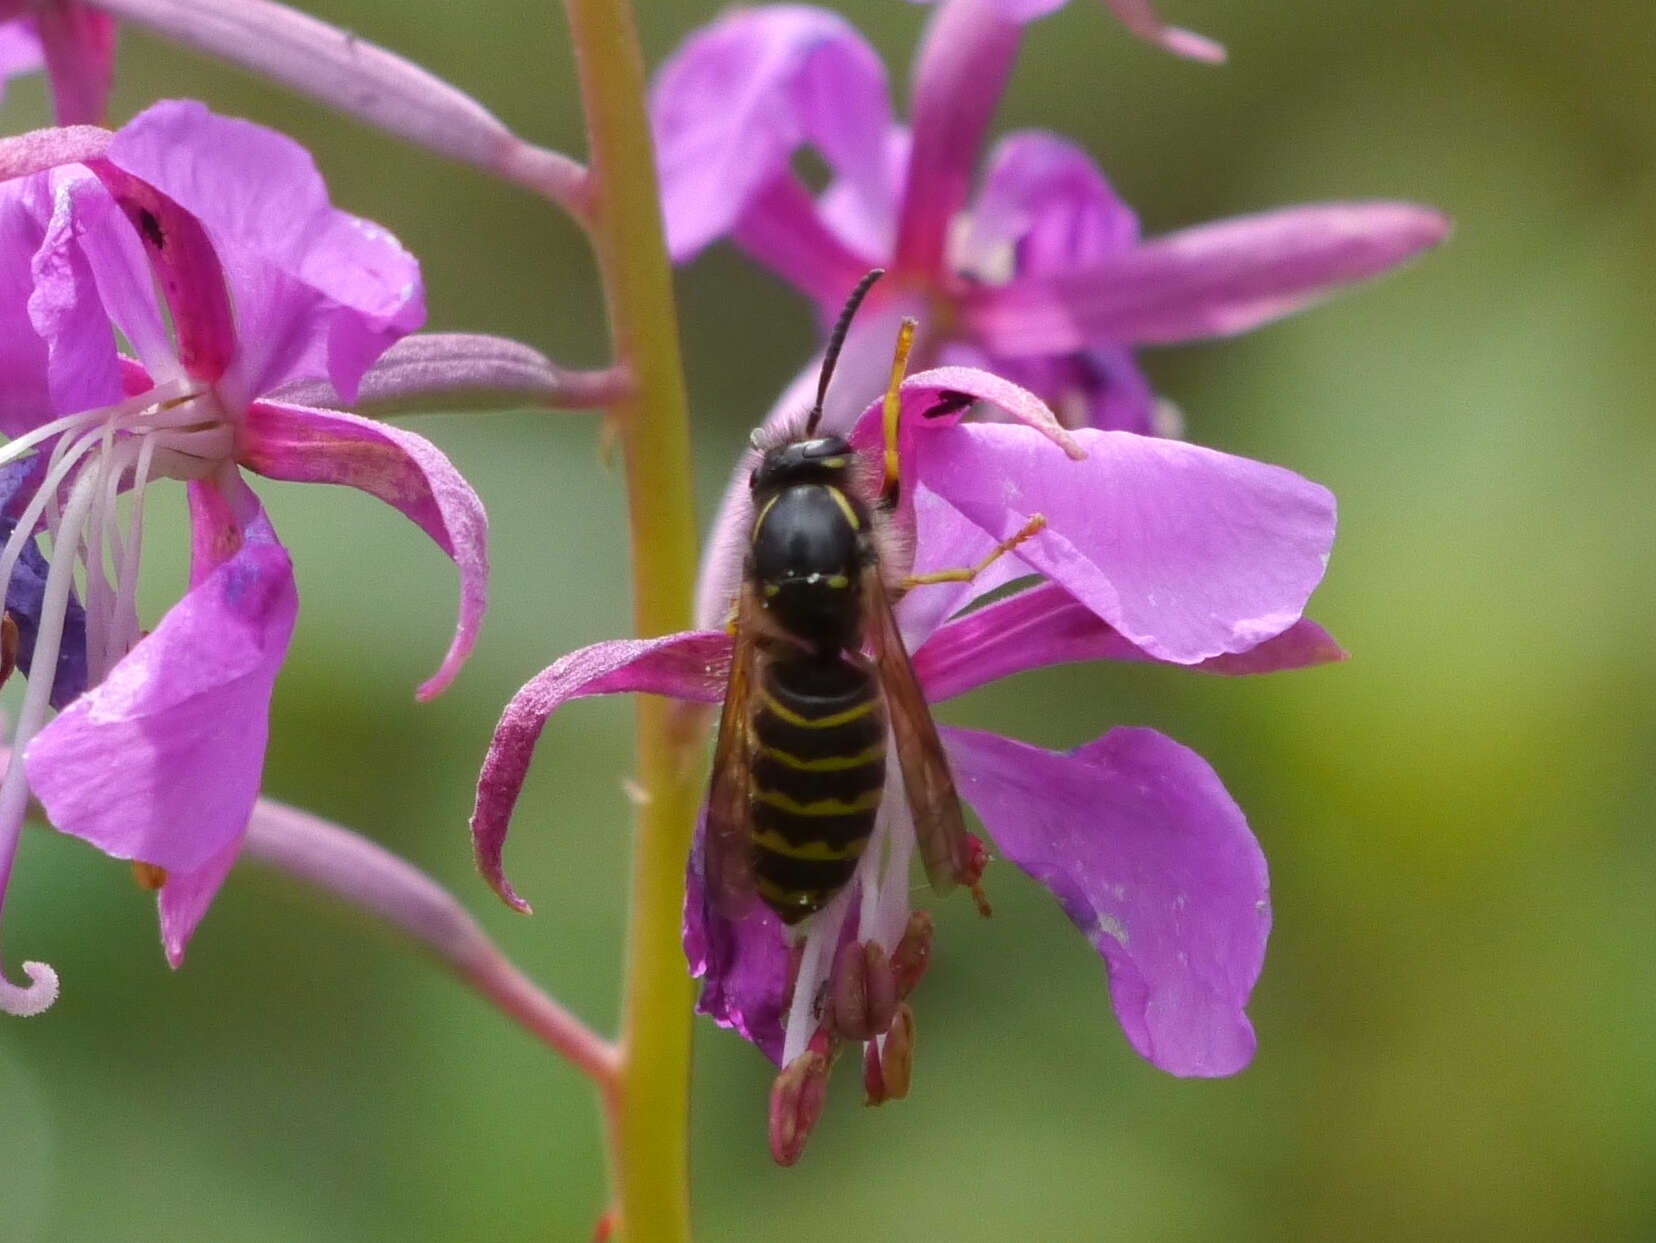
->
0;612;16;689
963;832;994;917
864;1003;917;1105
131;861;168;892
829;939;898;1042
890;909;935;997
769;1030;833;1166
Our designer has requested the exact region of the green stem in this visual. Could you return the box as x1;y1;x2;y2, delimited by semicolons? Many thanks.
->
561;1;699;1239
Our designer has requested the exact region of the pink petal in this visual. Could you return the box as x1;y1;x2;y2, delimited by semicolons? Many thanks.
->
35;169;167;397
894;0;1021;277
86;156;238;384
846;364;1082;464
651;6;894;261
965;131;1139;273
909;421;1335;663
0;174;58;436
915;581;1345;701
0;19;43;95
24;484;296;877
240;399;488;700
157;828;244;967
472;631;730;913
684;803;790;1064
107;100;424;401
946;725;1268;1076
969;202;1451;354
34;3;117;125
731;174;878;311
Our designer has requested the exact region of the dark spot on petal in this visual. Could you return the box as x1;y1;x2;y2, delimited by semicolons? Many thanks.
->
922;390;973;420
137;208;165;250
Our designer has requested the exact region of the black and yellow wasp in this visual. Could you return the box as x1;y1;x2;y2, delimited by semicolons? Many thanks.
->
705;270;999;927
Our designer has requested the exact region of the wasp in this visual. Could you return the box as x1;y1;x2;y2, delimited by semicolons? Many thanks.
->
706;270;1036;926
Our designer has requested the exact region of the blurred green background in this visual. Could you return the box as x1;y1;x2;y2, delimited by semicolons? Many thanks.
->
2;0;1653;1238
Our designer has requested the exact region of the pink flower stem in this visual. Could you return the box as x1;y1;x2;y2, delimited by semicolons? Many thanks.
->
242;799;619;1086
562;0;701;1237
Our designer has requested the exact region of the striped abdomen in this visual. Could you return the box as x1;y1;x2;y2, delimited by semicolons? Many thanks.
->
749;651;886;925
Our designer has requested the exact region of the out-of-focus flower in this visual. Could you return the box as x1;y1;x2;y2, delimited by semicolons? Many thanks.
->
0;1;115;124
910;0;1226;63
0;101;488;1013
471;364;1343;1159
652;3;1447;437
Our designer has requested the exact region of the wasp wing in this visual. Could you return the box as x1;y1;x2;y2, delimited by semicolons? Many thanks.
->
864;567;969;894
704;583;764;917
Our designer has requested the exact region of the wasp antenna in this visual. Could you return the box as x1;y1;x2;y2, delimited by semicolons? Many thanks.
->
804;268;885;436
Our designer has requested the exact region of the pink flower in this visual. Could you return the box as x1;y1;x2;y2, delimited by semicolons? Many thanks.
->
471;362;1342;1149
0;101;487;1012
909;0;1227;64
651;4;1447;436
0;1;116;124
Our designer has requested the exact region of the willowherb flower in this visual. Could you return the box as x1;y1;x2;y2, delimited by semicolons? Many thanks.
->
471;361;1343;1160
0;100;488;1014
652;3;1447;439
909;0;1227;64
0;1;115;124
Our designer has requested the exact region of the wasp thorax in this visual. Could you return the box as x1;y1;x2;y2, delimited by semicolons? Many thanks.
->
750;434;857;494
748;473;870;653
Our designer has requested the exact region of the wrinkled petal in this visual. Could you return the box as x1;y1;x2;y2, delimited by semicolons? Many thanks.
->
895;0;1021;277
34;2;116;126
240;399;487;700
34;169;157;401
0;173;56;437
0;458;86;706
969;202;1452;354
652;5;894;261
946;725;1267;1076
472;631;730;912
915;580;1345;701
905;420;1335;663
156;828;243;967
684;804;790;1064
107;100;424;402
24;487;296;876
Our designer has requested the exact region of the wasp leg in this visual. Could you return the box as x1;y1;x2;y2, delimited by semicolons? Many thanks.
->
902;513;1047;590
879;318;919;506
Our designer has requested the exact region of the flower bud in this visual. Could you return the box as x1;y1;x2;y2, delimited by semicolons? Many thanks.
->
828;939;897;1042
769;1041;831;1166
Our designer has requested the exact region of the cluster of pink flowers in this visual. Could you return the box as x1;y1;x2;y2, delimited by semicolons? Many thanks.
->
0;0;1443;1177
